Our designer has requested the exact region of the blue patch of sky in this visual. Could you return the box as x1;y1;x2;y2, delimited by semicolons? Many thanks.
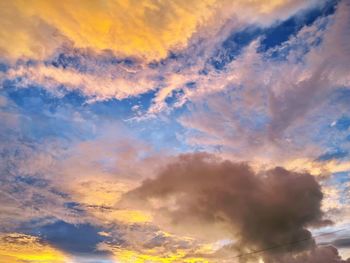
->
127;105;192;153
3;87;92;142
207;0;338;70
1;68;191;156
21;220;113;256
2;78;189;155
14;176;49;188
334;116;350;131
258;0;337;52
332;88;350;107
4;84;83;113
164;89;185;106
312;127;350;161
317;149;348;161
89;90;156;120
209;26;262;70
0;62;8;72
328;172;350;205
1;80;155;143
3;73;158;122
129;118;189;153
329;92;350;145
301;87;350;158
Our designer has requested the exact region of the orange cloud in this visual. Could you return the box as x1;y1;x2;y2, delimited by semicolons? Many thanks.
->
0;0;317;61
0;0;217;60
98;243;211;263
0;233;67;263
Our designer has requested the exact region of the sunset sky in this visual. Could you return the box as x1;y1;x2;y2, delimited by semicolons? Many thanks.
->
0;0;350;262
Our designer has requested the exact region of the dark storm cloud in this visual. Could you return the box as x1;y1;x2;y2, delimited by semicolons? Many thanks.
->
122;153;330;256
333;238;350;248
320;237;350;249
278;245;350;263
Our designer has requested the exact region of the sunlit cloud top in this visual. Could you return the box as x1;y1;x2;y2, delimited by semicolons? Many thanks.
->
1;0;318;61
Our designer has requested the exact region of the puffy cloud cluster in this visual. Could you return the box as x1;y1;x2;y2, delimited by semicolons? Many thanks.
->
122;153;330;257
178;0;350;163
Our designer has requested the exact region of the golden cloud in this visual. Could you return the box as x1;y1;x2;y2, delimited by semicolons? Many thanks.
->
0;0;217;60
98;243;211;263
0;0;316;61
0;233;67;263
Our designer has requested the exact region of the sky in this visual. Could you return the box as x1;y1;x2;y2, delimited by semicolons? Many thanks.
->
0;0;350;262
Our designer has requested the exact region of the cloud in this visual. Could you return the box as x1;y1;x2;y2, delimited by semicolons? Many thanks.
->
0;233;67;263
268;0;350;140
176;0;350;163
0;1;325;105
332;238;350;248
0;0;321;62
121;152;330;258
100;244;211;263
0;0;213;61
276;245;350;263
5;63;157;100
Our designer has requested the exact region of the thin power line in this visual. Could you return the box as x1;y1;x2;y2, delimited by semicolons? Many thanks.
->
231;228;347;259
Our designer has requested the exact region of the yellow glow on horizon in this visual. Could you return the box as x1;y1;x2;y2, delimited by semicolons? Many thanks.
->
72;180;127;207
96;238;218;263
89;209;152;224
248;0;287;13
67;180;152;224
283;158;350;176
109;209;152;223
110;248;211;263
0;233;67;263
